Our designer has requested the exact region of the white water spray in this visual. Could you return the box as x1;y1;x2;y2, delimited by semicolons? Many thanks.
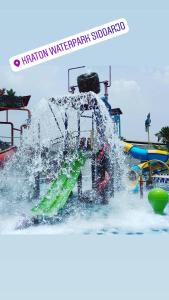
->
0;92;168;234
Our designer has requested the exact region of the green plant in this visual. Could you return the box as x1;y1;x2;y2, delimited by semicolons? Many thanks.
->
6;89;16;97
0;88;6;96
152;145;165;151
155;126;169;150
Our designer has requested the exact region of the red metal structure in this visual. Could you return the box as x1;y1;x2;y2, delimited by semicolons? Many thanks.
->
0;95;31;166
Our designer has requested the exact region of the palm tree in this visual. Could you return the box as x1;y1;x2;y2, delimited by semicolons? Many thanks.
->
6;89;16;97
0;88;5;96
155;127;169;150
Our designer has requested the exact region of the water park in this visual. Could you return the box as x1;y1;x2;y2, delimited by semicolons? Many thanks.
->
1;65;169;233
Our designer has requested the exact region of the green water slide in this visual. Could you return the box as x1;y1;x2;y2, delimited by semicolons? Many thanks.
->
31;151;87;216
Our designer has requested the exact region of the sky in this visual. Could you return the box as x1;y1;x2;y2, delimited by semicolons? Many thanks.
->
1;7;169;142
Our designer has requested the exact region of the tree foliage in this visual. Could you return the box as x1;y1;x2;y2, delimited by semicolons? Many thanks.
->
155;126;169;150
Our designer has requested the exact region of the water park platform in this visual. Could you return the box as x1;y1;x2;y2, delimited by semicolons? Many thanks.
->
1;66;169;229
0;93;31;165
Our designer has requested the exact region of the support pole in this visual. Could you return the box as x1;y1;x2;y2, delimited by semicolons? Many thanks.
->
91;154;96;191
77;109;82;200
77;172;82;200
64;110;68;156
110;148;115;198
6;110;8;122
34;122;40;199
77;110;80;148
91;112;96;191
139;175;144;199
147;126;150;149
119;115;121;138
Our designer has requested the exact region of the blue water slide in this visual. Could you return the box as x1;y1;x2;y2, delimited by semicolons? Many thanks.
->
129;146;169;163
129;146;148;161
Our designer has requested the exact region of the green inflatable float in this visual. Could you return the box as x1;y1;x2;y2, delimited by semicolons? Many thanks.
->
148;188;169;214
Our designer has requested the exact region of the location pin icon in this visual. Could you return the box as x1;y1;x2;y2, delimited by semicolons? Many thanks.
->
14;59;20;67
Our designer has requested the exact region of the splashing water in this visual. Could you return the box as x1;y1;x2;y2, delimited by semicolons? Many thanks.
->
0;92;169;234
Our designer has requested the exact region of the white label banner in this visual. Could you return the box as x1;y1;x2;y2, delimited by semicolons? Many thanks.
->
9;18;129;72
